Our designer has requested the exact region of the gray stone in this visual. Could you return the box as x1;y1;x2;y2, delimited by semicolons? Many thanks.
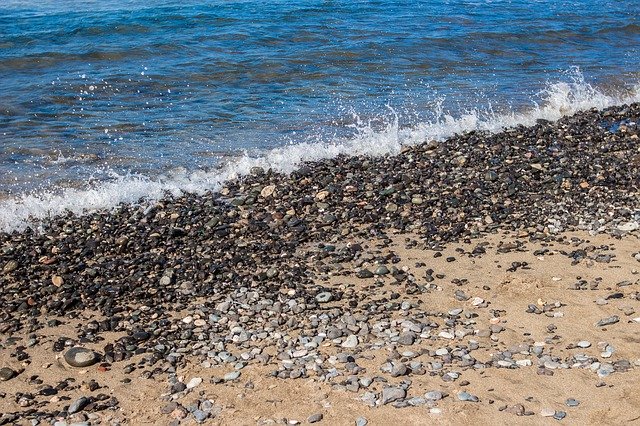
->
381;387;406;405
355;417;368;426
64;347;99;368
356;269;374;279
577;341;591;348
193;409;209;423
397;332;416;346
308;413;323;423
457;391;479;402
0;367;16;381
315;292;333;303
224;371;241;381
595;316;619;327
67;397;89;414
186;377;202;389
374;265;389;275
425;390;444;401
553;411;567;420
565;398;580;407
341;335;358;349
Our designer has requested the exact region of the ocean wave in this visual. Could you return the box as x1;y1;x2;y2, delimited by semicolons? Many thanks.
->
1;70;639;233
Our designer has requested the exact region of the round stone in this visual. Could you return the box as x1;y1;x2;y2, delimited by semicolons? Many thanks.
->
224;371;241;381
315;292;333;303
577;341;591;348
565;398;580;407
0;367;16;381
64;347;99;368
341;335;359;349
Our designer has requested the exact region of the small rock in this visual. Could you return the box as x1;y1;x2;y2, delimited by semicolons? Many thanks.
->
308;413;323;423
457;391;479;402
565;398;580;407
315;292;333;303
341;335;359;349
355;417;368;426
381;387;406;405
68;397;90;414
64;347;99;368
553;411;567;420
193;409;209;423
595;316;619;327
577;341;591;348
224;371;241;381
186;377;202;389
425;390;444;401
0;367;17;381
540;408;556;417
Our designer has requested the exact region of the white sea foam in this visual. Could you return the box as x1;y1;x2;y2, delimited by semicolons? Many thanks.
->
1;71;639;233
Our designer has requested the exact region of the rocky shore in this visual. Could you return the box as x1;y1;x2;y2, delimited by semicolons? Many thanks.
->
1;104;639;425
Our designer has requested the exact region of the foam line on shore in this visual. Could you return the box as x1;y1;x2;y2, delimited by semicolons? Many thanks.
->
1;74;639;233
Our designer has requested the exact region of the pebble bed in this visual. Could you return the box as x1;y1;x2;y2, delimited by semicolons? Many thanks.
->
0;104;639;425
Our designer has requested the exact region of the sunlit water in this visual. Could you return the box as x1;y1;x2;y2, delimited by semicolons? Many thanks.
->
0;0;639;231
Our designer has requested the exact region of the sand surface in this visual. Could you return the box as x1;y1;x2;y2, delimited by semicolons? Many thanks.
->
2;230;640;425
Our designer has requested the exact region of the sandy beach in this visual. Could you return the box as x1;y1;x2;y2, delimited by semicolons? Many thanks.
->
1;104;639;425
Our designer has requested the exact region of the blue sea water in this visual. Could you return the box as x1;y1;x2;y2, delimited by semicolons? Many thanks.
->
0;0;639;230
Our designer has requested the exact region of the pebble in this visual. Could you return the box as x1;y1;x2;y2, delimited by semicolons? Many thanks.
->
341;335;359;349
224;371;241;381
381;387;406;405
565;398;580;407
67;397;90;414
540;408;556;417
457;391;479;402
425;390;444;401
186;377;202;389
554;411;567;420
596;316;619;327
355;417;368;426
315;292;333;303
193;409;209;423
0;367;17;381
577;341;591;348
308;413;323;423
64;347;99;368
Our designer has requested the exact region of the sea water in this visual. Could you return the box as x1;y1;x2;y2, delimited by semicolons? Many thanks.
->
0;0;639;231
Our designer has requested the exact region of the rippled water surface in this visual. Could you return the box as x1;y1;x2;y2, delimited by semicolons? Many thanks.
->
0;0;639;229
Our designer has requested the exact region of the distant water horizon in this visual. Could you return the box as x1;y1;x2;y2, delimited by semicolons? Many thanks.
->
0;0;639;231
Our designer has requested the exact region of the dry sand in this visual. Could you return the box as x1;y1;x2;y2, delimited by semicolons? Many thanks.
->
2;229;640;425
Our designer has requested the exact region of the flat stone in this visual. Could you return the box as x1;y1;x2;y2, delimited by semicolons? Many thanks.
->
565;398;580;407
68;397;90;414
381;387;406;405
341;335;358;349
315;292;333;303
425;390;444;401
374;265;389;275
553;411;567;420
308;413;323;423
193;409;209;423
397;332;415;346
595;316;619;327
0;367;16;381
186;377;202;389
457;391;479;402
356;269;374;279
540;408;556;417
577;341;591;348
224;371;241;381
64;347;99;368
355;417;368;426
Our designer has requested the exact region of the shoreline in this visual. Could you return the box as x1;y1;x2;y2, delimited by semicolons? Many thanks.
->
1;104;639;425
